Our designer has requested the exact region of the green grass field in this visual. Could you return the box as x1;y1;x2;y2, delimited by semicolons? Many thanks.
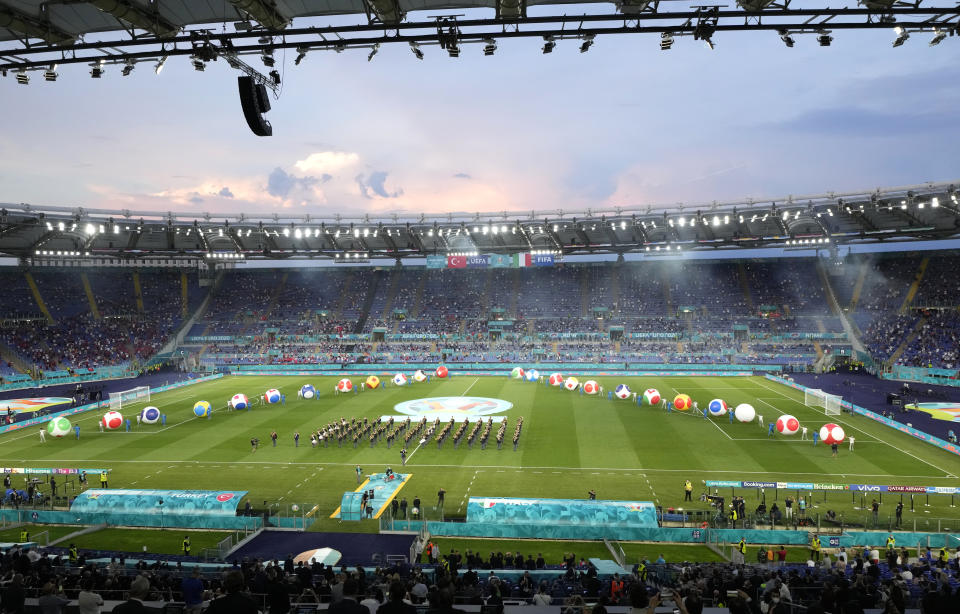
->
1;374;958;540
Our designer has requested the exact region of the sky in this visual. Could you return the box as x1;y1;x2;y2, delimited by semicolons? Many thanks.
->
1;5;959;220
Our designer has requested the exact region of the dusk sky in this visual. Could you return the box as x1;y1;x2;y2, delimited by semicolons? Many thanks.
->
1;5;959;218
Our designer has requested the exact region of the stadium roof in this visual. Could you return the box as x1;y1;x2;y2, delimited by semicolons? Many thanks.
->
1;180;958;264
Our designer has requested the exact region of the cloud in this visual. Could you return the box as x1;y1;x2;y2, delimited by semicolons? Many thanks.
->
266;167;320;199
453;173;472;179
218;187;234;198
294;151;360;175
768;106;957;137
189;196;203;204
355;171;403;199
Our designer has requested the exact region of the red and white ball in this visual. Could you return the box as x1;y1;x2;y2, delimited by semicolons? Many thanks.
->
776;414;801;435
435;365;448;378
564;377;580;391
265;389;281;404
230;394;248;409
820;423;846;444
582;380;599;395
549;373;564;387
102;411;123;430
337;378;353;393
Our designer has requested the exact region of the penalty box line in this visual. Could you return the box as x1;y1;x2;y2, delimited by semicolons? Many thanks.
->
1;457;951;481
752;377;958;477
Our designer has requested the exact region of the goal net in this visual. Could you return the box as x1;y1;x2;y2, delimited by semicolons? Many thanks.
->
804;388;843;416
109;386;150;410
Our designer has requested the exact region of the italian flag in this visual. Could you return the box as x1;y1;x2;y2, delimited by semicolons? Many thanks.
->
513;253;533;267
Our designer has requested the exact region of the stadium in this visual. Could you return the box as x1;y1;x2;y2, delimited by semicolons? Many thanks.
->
3;0;960;613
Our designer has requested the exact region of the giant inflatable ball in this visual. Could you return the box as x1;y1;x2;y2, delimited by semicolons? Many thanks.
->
776;415;800;435
366;375;381;390
564;377;580;391
230;394;248;410
140;406;161;424
707;399;728;417
265;389;281;404
525;369;540;382
393;373;408;386
582;380;599;395
673;394;693;411
299;384;316;399
511;367;525;380
549;373;564;387
47;417;71;438
336;379;353;393
435;366;449;378
413;370;427;383
734;403;756;423
615;384;631;400
643;389;661;406
820;423;846;444
102;411;123;430
193;401;211;418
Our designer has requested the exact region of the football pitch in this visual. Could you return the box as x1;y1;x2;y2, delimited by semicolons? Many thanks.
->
2;374;958;533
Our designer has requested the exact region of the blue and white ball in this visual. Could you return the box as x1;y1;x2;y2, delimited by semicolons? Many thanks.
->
231;394;248;410
299;384;316;399
615;384;631;400
193;401;211;418
140;406;161;424
525;369;540;382
392;373;408;386
707;399;728;417
265;389;281;404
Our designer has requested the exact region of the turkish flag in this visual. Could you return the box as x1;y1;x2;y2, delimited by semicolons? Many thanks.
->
447;256;466;268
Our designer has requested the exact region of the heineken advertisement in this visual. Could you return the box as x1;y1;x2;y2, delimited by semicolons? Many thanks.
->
705;480;960;494
426;253;556;269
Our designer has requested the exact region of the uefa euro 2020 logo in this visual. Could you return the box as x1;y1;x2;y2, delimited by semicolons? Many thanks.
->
393;397;513;418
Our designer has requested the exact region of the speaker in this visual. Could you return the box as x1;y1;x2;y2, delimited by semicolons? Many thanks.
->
237;76;273;136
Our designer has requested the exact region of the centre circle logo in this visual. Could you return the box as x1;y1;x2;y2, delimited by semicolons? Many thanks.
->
393;397;513;417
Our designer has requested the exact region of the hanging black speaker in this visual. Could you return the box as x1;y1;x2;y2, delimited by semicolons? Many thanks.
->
237;76;273;137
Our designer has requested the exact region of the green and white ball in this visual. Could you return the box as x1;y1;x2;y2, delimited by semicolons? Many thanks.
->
46;417;72;438
511;367;525;379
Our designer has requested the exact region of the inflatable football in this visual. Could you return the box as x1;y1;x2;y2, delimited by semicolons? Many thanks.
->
435;365;449;378
643;389;661;405
511;367;525;379
140;406;161;424
46;417;71;437
193;401;211;418
776;414;800;435
525;369;540;382
707;399;728;417
615;384;631;400
336;379;353;393
820;423;845;444
102;411;123;430
564;377;580;391
299;384;316;399
413;370;427;383
582;380;599;395
549;373;564;387
392;373;408;386
734;403;756;423
673;394;692;411
366;375;380;390
230;394;248;410
265;389;281;404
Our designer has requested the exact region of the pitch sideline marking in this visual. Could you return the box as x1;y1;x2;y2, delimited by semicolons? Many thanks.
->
752;377;958;477
3;456;951;481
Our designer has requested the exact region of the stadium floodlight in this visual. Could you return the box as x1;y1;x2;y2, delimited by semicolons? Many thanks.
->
580;35;595;53
368;43;380;61
295;47;308;65
704;37;715;50
262;53;275;67
270;70;281;85
154;56;167;74
929;29;947;46
893;26;909;47
660;33;674;50
122;61;134;76
15;69;29;85
410;42;424;59
192;58;205;71
931;197;940;207
779;30;795;47
44;64;58;81
817;31;833;46
542;36;556;53
483;39;497;56
90;61;104;78
448;44;460;58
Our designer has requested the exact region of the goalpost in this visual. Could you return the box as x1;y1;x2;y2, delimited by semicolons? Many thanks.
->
804;388;843;416
108;386;150;410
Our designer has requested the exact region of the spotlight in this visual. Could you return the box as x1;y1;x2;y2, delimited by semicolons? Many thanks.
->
542;36;555;53
817;31;833;46
89;62;104;78
368;43;380;62
579;35;594;53
262;51;275;67
44;65;57;81
122;61;134;76
15;69;28;85
779;30;795;47
929;29;947;46
154;55;167;74
295;47;307;65
660;33;674;50
192;58;205;71
447;44;460;58
269;70;281;85
483;39;497;56
410;42;424;60
893;26;909;47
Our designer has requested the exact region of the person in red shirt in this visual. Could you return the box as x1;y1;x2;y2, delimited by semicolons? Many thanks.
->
777;545;788;566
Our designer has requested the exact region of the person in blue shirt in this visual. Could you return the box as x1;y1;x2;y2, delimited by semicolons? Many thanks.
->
655;554;666;564
74;425;80;439
768;422;776;437
812;431;819;445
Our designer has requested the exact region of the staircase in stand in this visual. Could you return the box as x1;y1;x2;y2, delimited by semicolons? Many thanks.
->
353;270;382;335
900;256;930;313
886;317;927;368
